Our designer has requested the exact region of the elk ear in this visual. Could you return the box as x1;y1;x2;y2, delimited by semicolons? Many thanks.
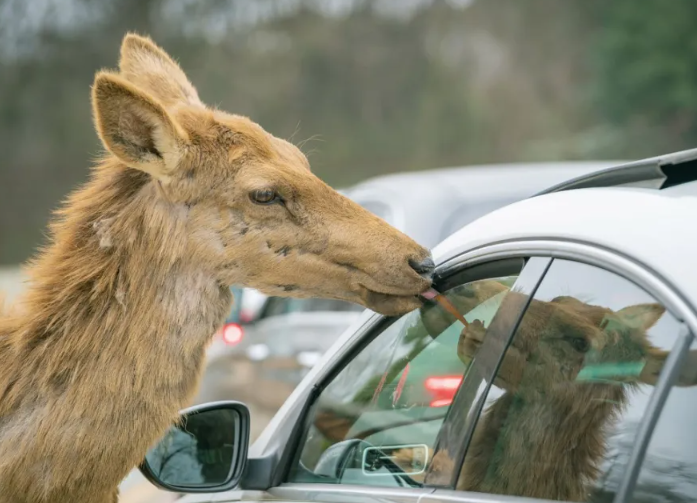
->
640;347;697;387
91;71;187;182
616;303;665;331
118;33;201;107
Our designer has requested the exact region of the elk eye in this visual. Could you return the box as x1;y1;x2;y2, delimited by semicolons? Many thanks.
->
570;337;590;353
250;189;279;205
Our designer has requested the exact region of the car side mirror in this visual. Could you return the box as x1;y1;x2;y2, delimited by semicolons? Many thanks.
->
139;401;250;494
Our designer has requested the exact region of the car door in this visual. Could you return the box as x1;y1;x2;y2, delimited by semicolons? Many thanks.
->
196;248;695;503
424;256;696;503
239;255;550;503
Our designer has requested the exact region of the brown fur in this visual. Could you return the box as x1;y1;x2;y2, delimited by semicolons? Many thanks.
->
0;33;432;503
455;293;680;500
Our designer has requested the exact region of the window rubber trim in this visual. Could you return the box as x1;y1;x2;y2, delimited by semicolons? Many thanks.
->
423;256;552;489
613;323;695;503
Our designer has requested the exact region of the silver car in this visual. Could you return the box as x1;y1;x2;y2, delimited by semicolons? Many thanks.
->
140;148;697;503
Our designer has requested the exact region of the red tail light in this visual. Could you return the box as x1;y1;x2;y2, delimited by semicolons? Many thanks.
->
424;375;462;408
429;398;454;408
424;376;462;391
221;322;244;346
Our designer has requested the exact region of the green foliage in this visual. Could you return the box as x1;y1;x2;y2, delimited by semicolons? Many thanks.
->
590;0;697;154
594;0;697;128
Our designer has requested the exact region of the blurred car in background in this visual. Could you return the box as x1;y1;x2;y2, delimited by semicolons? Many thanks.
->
205;287;268;361
194;160;622;415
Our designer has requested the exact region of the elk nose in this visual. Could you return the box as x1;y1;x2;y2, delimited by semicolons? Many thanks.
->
409;256;436;279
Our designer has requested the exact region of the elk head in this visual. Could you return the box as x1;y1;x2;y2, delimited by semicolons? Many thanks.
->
89;33;433;317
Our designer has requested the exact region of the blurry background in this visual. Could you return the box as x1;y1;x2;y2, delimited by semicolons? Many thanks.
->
3;0;697;266
3;1;697;501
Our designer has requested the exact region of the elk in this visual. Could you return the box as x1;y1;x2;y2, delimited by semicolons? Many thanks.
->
454;292;685;501
0;33;434;503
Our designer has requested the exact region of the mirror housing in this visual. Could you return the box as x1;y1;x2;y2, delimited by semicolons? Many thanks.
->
139;401;250;494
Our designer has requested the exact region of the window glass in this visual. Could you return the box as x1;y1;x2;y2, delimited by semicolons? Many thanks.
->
288;272;521;488
634;338;697;503
456;259;682;502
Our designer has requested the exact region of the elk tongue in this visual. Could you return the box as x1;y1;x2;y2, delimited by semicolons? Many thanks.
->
420;288;470;329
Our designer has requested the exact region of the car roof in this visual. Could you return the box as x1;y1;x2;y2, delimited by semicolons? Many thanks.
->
536;146;697;195
348;161;622;201
433;149;697;307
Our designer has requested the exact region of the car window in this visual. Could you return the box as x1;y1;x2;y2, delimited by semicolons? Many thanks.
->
633;338;697;502
454;259;683;502
287;268;523;488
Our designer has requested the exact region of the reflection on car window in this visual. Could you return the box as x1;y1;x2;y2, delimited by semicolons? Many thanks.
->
635;338;697;502
288;273;521;488
455;259;683;502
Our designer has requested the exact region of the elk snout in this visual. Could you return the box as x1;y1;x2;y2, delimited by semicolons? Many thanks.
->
409;256;436;280
355;243;434;316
